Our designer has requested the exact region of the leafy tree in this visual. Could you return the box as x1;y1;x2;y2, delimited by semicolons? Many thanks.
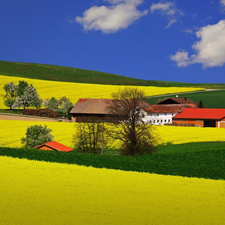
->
21;124;53;148
61;100;73;115
46;97;59;111
2;82;18;109
73;122;107;154
107;87;158;156
17;80;28;97
16;85;42;109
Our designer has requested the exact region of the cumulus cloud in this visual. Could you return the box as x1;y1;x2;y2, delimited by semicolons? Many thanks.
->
150;2;183;28
76;0;148;33
220;0;225;11
171;20;225;68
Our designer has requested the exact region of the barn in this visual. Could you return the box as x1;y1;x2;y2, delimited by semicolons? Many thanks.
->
173;108;225;128
69;98;114;122
34;141;74;152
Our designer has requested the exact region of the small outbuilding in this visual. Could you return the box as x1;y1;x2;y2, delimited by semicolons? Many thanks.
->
34;141;74;152
173;108;225;128
157;97;199;108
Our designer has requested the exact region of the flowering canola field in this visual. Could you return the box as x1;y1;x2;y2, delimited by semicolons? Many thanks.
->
1;120;225;148
0;156;224;225
0;75;204;109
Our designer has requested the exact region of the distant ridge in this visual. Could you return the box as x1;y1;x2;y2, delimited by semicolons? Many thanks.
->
0;60;224;88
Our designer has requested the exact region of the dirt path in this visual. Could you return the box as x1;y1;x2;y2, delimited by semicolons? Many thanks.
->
0;114;66;122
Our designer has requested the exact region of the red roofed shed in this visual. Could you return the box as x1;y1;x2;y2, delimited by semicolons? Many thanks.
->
35;141;74;152
173;108;225;127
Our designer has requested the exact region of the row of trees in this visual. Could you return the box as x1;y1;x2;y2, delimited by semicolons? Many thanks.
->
3;81;42;110
2;81;73;114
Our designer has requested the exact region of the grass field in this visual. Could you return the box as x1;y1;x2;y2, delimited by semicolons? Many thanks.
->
0;74;204;109
0;156;224;225
1;141;225;180
145;89;225;108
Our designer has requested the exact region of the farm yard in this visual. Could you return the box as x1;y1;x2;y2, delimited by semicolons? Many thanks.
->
0;67;225;224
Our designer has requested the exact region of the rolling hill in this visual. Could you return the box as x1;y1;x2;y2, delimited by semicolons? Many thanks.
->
1;60;225;88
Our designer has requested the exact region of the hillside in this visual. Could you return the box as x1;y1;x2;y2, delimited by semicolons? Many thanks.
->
1;60;225;88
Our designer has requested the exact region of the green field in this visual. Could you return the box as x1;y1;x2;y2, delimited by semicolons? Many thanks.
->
1;142;225;180
145;89;225;108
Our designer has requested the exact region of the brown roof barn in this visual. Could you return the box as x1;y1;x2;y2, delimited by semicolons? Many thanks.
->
35;141;74;152
69;98;151;122
157;97;199;108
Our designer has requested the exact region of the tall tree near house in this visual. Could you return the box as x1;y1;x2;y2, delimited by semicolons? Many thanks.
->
21;124;53;149
107;87;158;156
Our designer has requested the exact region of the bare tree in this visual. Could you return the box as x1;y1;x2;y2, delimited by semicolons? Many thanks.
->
107;87;158;156
73;121;107;154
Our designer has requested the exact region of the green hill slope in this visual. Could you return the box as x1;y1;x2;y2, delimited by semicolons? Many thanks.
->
0;60;165;86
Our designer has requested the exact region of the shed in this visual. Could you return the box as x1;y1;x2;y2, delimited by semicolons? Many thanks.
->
157;97;198;108
173;108;225;127
34;141;74;152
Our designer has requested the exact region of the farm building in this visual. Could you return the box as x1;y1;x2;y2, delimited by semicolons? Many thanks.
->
70;98;114;122
69;98;151;123
34;141;74;152
157;97;199;107
173;108;225;128
143;104;197;125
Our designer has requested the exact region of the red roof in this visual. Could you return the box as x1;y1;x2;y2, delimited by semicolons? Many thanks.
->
173;108;225;120
35;141;74;152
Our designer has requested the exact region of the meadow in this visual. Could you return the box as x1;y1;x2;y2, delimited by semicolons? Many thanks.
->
0;74;204;109
145;89;225;108
0;156;225;225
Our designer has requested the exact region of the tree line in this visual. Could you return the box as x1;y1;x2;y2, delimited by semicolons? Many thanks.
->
2;81;73;114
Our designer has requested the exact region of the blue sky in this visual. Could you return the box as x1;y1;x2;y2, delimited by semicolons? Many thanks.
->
1;0;225;83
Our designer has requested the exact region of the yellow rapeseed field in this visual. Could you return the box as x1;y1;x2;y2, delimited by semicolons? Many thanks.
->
0;156;224;225
1;120;225;148
0;74;204;109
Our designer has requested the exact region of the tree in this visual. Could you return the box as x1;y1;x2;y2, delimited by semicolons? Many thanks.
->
73;122;107;154
46;97;59;111
15;85;42;109
198;100;204;108
2;82;18;109
17;80;28;97
107;87;157;156
61;100;73;115
21;124;53;148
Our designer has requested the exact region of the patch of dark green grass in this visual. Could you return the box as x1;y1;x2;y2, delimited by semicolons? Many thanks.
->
145;90;225;108
0;141;224;180
0;109;23;114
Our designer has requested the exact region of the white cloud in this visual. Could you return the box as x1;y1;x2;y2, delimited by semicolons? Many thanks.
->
171;20;225;68
221;0;225;6
220;0;225;11
150;2;183;28
76;0;148;33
